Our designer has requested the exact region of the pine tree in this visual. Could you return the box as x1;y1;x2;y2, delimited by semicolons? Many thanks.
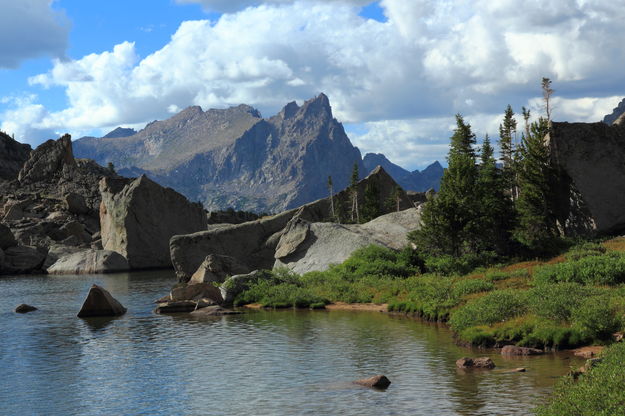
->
350;163;360;223
327;175;335;221
514;117;558;253
475;134;514;254
361;181;381;222
498;105;518;200
409;114;479;256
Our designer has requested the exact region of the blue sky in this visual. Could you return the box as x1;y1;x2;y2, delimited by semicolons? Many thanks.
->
1;0;624;170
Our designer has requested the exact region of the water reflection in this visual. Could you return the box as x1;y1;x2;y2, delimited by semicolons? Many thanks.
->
0;271;583;416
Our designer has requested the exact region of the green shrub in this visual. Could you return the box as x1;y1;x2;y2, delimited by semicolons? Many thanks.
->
564;241;606;260
536;342;625;416
533;252;625;286
485;269;530;282
424;252;500;276
451;278;494;297
571;296;622;340
449;289;529;332
326;245;420;281
527;283;597;322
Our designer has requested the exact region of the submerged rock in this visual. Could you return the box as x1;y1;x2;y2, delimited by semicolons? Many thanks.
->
15;304;37;313
189;305;242;316
99;175;207;269
501;346;543;356
353;375;392;388
456;357;496;369
77;284;127;317
47;249;129;275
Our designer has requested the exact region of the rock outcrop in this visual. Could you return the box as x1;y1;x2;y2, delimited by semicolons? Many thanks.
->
47;249;129;275
274;208;421;275
0;135;119;274
189;254;250;285
0;132;31;180
456;357;496;369
77;284;127;317
99;175;207;269
548;121;625;235
18;134;76;183
170;166;413;281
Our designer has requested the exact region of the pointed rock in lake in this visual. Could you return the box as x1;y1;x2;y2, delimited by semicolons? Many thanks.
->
77;284;127;317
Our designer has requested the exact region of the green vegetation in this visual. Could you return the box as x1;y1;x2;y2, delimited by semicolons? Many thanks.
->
536;342;625;416
236;240;625;350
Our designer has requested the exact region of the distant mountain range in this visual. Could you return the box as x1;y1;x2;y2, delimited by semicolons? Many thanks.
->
74;94;442;212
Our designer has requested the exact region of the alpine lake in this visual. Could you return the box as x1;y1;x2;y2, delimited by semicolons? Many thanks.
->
1;270;584;416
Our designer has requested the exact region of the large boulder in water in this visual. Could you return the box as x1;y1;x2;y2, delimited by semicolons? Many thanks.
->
47;249;129;275
274;208;421;275
77;284;127;317
99;175;207;269
2;245;46;274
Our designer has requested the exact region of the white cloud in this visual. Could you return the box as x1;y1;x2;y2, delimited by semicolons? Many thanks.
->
3;0;625;162
175;0;372;13
0;0;69;68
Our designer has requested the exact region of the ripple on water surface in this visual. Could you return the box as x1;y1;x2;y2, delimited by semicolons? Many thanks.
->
0;271;582;415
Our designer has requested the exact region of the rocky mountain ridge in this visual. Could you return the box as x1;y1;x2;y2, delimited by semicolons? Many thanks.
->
74;94;441;212
363;153;442;191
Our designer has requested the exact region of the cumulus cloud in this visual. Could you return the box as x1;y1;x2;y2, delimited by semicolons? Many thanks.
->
175;0;371;13
3;0;625;165
0;0;69;68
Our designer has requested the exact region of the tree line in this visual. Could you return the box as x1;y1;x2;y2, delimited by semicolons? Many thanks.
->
409;78;561;262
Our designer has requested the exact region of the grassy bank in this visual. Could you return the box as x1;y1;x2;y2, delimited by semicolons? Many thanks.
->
535;341;625;415
235;239;625;350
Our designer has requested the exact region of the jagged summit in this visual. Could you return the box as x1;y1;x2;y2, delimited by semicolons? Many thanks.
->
74;94;366;212
603;98;625;125
103;127;137;139
363;152;442;192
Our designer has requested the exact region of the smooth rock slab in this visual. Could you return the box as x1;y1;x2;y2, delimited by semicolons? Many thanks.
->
353;375;391;389
456;357;496;369
15;304;37;313
77;284;127;318
501;345;543;356
47;249;129;275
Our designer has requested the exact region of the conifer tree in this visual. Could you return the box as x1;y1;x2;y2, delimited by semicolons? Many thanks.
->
349;163;360;223
362;181;381;222
476;134;514;254
409;114;478;256
514;117;558;253
498;105;518;200
327;175;335;221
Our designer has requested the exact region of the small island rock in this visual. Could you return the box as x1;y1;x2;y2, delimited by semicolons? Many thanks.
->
15;304;38;313
77;284;127;317
353;375;391;389
501;345;543;356
456;357;496;369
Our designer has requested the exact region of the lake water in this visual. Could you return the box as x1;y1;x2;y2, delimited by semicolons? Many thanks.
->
1;271;583;416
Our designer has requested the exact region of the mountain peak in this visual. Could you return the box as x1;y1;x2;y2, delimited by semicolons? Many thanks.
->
279;101;300;119
103;127;137;139
299;93;332;118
